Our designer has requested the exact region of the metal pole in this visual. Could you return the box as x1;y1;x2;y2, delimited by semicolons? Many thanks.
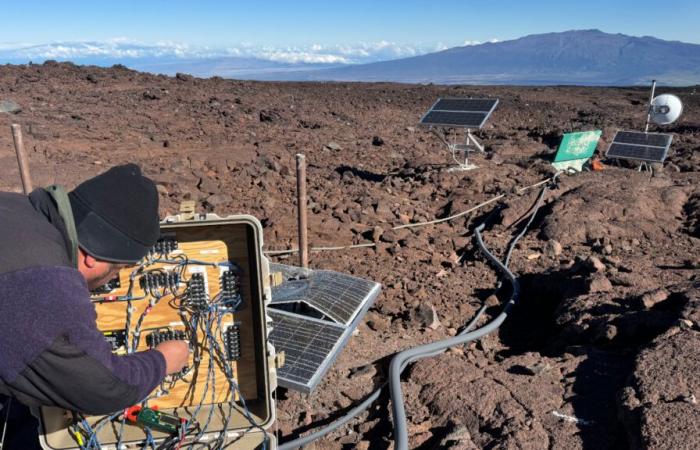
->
295;154;308;269
10;124;33;194
644;79;657;133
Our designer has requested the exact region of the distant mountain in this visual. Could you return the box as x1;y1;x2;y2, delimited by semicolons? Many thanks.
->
249;30;700;85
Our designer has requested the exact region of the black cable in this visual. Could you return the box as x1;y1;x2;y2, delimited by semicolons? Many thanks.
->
279;183;550;450
0;397;12;450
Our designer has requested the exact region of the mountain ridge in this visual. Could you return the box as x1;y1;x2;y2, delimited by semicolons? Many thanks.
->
251;29;700;85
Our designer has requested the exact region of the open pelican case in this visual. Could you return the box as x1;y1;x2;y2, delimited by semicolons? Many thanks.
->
38;211;278;449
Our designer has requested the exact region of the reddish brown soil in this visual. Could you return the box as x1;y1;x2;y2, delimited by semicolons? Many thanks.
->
1;62;699;449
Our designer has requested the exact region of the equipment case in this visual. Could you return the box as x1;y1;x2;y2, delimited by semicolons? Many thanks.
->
39;212;278;450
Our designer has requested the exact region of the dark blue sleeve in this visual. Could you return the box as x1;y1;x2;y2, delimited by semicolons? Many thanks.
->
0;266;166;414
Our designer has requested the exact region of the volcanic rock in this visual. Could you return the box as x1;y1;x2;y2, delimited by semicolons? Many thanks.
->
0;100;21;114
416;303;441;330
205;193;232;207
372;136;384;146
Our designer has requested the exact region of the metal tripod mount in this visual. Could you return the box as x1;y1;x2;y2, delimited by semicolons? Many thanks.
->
431;127;484;171
639;80;656;173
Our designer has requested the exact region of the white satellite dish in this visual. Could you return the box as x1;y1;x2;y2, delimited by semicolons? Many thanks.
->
644;80;684;132
649;93;683;125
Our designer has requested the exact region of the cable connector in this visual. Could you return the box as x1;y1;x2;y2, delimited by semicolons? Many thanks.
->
124;405;185;434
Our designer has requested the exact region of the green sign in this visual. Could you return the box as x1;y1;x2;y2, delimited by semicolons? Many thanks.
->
554;130;601;162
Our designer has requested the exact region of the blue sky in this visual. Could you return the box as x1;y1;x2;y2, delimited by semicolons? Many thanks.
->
1;1;699;63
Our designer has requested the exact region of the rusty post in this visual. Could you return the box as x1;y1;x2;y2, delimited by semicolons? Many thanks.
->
296;154;308;268
11;124;33;194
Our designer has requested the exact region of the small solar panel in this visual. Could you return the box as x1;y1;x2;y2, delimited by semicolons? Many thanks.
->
268;264;380;392
268;310;345;390
420;97;498;129
607;143;667;162
433;98;498;113
606;130;673;163
421;111;489;128
270;264;379;326
614;131;672;148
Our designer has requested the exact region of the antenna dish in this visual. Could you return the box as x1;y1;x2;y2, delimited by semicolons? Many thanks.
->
649;93;683;125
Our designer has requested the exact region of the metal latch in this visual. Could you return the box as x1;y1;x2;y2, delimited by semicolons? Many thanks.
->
275;351;285;369
270;272;284;287
179;200;196;221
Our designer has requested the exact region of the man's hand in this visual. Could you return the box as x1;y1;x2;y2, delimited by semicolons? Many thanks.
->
155;340;189;374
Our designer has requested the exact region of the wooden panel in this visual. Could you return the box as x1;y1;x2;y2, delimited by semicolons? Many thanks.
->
92;229;255;409
162;224;260;402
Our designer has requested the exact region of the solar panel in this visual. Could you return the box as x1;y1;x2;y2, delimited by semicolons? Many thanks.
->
268;264;381;392
606;130;673;163
432;98;498;113
614;131;672;148
270;264;382;326
421;111;489;128
607;143;667;162
268;310;345;390
420;97;498;129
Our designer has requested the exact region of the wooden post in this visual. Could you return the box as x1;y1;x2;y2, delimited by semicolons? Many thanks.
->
11;124;33;194
296;154;308;268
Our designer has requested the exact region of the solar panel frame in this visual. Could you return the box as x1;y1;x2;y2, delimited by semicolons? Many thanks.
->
269;264;379;326
268;310;346;392
607;143;668;162
614;131;672;148
420;111;489;128
606;130;673;163
432;98;499;113
267;264;381;392
419;97;499;129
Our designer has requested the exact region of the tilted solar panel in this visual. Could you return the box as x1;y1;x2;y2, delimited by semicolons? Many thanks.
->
606;130;673;163
268;264;381;392
432;98;498;113
419;97;499;129
270;266;379;326
614;131;672;148
607;143;668;162
268;310;345;390
420;111;488;128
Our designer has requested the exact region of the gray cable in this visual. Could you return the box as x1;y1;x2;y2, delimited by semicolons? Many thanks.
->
389;223;520;450
276;304;488;450
278;227;518;450
279;184;549;450
390;184;550;449
503;184;547;268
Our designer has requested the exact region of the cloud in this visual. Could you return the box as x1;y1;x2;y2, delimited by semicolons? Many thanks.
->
462;38;500;46
0;38;497;65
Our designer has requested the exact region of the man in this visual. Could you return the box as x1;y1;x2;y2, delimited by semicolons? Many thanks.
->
0;164;189;448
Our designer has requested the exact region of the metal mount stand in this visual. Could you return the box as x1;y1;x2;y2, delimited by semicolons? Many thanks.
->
637;161;657;178
644;79;657;133
432;127;484;171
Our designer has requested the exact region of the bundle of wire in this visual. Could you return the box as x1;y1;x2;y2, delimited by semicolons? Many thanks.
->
78;249;268;450
278;178;554;450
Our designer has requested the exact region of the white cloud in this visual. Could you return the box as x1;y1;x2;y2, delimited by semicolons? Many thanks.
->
0;38;499;65
462;37;500;47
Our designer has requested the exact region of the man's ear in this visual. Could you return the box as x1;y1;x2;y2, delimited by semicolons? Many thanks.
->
83;252;98;269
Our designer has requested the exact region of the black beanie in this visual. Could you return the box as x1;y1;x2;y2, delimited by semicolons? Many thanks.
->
68;164;160;263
